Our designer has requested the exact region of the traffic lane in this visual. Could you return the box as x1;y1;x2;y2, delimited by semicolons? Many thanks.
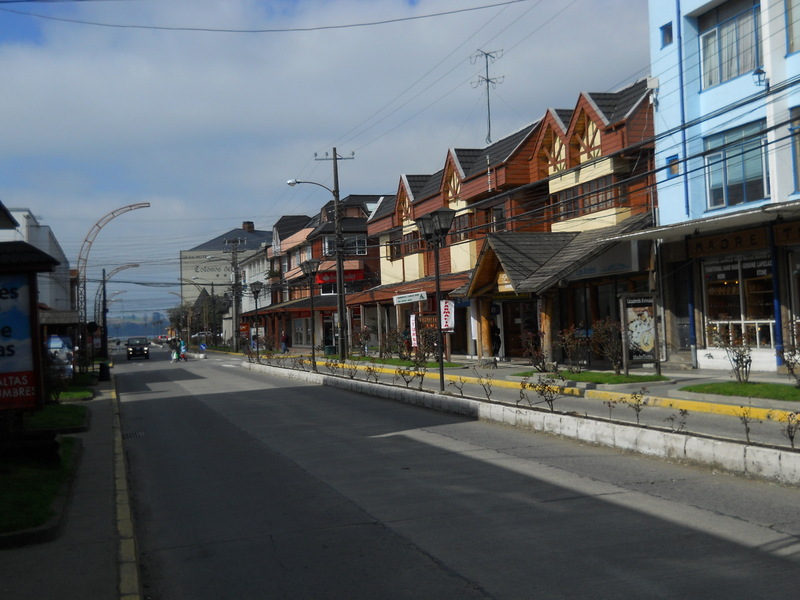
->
120;356;800;538
119;366;800;599
118;374;489;600
207;384;800;597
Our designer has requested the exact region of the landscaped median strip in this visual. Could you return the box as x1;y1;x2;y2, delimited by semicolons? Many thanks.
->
308;359;796;423
584;388;791;422
234;352;797;423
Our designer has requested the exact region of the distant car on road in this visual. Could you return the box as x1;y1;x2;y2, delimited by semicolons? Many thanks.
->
156;335;169;344
126;337;150;360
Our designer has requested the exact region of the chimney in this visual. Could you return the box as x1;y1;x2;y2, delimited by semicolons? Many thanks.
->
242;221;255;233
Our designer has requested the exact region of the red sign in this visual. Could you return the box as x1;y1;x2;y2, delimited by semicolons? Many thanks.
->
239;322;249;333
0;274;38;410
440;300;454;331
316;269;364;284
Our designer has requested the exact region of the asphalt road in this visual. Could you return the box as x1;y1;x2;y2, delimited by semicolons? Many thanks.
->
117;347;800;599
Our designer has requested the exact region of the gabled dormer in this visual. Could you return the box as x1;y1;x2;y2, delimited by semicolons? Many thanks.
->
545;79;654;232
444;160;463;208
532;109;571;181
571;109;602;164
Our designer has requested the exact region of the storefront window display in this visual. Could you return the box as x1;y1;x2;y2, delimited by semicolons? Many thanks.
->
703;257;774;348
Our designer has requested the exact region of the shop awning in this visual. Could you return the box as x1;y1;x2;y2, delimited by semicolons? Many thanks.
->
599;200;800;243
241;295;339;318
347;271;472;306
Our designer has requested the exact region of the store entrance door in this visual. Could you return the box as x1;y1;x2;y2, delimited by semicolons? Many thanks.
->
502;300;538;357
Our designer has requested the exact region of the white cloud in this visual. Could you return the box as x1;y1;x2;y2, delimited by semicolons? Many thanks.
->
0;0;650;316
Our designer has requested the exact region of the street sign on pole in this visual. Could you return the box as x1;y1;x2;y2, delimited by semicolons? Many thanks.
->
393;291;427;305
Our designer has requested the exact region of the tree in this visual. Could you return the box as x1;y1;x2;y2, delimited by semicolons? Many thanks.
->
167;302;193;337
591;318;624;375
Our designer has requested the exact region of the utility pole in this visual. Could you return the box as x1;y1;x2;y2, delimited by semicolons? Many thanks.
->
224;238;245;353
101;269;108;359
315;148;354;359
471;49;504;144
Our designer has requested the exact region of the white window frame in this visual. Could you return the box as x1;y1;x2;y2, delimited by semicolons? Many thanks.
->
699;3;761;90
343;235;367;256
323;236;336;257
789;0;800;54
704;121;769;209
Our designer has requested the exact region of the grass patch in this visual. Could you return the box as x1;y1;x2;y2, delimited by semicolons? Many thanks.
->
59;387;94;401
512;370;668;384
24;404;88;431
680;381;800;402
0;437;77;533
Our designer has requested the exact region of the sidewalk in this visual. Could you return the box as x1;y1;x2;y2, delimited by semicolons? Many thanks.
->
0;378;139;600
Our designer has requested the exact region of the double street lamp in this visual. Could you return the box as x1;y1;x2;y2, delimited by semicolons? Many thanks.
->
415;207;456;392
250;281;264;361
287;177;348;359
301;259;321;372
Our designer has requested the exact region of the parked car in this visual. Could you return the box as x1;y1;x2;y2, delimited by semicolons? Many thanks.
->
126;337;150;360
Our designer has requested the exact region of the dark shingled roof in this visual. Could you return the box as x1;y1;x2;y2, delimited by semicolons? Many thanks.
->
0;241;59;272
366;194;397;223
311;217;371;236
585;78;650;126
412;169;445;204
457;122;539;179
318;194;391;230
404;175;431;199
553;109;573;130
487;212;652;294
190;224;273;252
273;215;312;241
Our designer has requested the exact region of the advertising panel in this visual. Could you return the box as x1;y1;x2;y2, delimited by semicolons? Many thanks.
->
0;274;38;409
621;294;658;363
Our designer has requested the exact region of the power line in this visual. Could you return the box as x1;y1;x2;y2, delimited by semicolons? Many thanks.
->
0;0;536;33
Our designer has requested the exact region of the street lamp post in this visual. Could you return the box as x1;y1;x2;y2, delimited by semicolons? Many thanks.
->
301;259;321;372
415;208;456;392
288;170;348;359
250;281;264;362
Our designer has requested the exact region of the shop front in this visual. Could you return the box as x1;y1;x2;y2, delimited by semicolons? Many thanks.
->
689;225;783;371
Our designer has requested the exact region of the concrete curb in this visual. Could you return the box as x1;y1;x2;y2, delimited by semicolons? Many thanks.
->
111;378;142;600
242;361;800;486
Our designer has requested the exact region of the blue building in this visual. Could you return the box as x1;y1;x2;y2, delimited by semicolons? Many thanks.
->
643;0;800;371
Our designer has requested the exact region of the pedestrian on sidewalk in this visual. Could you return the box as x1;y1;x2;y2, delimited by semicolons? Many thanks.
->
361;325;371;356
491;320;502;357
281;330;289;354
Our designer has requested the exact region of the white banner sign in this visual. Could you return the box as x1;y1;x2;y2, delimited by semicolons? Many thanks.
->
440;300;455;331
393;291;427;305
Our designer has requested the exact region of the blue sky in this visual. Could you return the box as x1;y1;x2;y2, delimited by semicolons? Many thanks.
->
0;0;650;320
